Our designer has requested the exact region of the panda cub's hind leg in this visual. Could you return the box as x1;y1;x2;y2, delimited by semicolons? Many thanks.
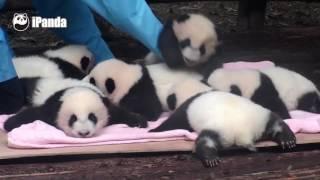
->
264;113;296;150
195;130;222;168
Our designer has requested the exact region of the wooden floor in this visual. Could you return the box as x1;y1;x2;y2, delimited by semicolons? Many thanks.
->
0;144;320;179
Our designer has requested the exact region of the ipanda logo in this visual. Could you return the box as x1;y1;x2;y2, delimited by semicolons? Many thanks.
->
12;13;67;31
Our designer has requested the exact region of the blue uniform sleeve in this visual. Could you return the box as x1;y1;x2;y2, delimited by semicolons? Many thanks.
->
0;28;17;82
32;0;114;62
82;0;163;59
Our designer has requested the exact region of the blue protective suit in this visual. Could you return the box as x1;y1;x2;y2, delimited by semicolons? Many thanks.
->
33;0;163;63
0;28;16;82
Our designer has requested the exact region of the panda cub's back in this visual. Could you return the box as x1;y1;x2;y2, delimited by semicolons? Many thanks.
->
261;67;317;110
186;91;270;146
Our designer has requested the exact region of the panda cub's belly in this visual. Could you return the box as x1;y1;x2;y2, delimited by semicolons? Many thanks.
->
186;91;270;147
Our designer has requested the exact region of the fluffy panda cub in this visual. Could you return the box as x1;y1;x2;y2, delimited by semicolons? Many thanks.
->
145;13;219;68
13;45;94;80
206;67;320;119
4;78;147;138
84;59;203;121
151;79;296;167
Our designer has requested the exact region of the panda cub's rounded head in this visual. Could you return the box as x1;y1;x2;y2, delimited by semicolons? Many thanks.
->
83;59;143;104
57;87;109;138
44;45;95;73
159;13;219;68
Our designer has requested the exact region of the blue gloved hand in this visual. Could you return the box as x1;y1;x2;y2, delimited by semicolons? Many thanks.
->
82;0;163;59
32;0;114;62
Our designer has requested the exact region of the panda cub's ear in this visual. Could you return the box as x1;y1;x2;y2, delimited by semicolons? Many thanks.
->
105;78;115;94
176;14;190;23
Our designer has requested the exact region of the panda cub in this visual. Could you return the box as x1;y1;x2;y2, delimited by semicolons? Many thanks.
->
145;13;219;68
206;67;320;118
4;78;147;138
13;45;94;80
151;79;296;167
84;59;203;121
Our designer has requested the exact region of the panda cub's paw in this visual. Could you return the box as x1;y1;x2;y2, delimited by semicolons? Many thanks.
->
275;123;297;150
195;130;222;168
203;158;221;168
127;113;148;128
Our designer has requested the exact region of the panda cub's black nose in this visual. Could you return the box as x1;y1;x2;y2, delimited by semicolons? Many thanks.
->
78;131;90;137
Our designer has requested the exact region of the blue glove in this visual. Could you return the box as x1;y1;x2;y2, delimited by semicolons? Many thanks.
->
0;28;16;83
82;0;163;58
32;0;114;62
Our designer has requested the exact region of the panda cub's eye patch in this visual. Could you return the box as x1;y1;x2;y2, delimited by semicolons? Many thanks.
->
89;77;96;86
88;113;98;124
81;56;90;71
200;44;206;55
105;78;115;94
68;114;77;127
179;39;191;49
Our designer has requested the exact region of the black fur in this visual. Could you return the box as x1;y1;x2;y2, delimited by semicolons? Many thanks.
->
149;93;202;132
89;77;96;86
80;56;90;71
199;44;206;56
68;114;77;127
297;91;320;113
46;56;86;79
230;85;242;96
195;130;222;167
179;39;191;49
158;19;185;68
88;113;98;124
19;77;40;105
261;112;296;150
4;90;64;131
0;77;25;114
251;73;291;119
102;98;147;128
167;93;177;111
176;14;190;23
105;78;116;94
119;66;163;121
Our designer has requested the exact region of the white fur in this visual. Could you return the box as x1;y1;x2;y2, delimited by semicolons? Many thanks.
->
168;79;211;109
13;55;64;78
32;78;103;106
144;52;162;65
44;45;94;73
84;59;143;104
146;63;203;110
207;68;261;98
57;87;109;138
261;67;318;110
187;91;271;148
173;14;218;65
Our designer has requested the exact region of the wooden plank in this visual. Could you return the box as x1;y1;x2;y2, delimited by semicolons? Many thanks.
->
0;130;320;160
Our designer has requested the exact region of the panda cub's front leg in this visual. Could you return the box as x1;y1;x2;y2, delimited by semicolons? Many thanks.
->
108;104;148;128
264;113;296;150
195;130;222;168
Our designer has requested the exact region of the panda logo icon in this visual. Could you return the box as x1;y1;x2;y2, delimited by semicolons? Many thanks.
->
12;13;29;31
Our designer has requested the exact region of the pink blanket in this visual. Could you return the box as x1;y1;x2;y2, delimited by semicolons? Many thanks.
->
0;110;320;149
0;113;197;149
